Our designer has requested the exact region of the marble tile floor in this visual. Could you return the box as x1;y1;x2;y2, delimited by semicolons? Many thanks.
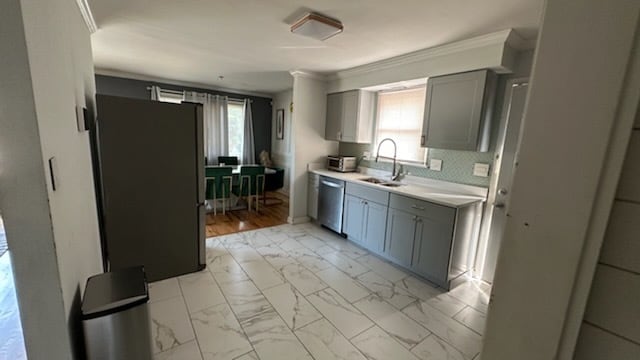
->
0;252;27;360
149;223;490;360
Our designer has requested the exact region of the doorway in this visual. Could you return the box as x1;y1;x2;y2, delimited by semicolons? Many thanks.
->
0;215;27;359
477;78;529;283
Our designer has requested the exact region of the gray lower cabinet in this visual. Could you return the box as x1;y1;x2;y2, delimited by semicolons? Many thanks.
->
343;183;389;254
384;208;417;267
339;179;481;289
385;194;462;288
343;194;366;243
362;201;387;254
412;213;456;284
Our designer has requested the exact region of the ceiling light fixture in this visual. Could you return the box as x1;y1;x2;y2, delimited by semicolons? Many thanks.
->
290;12;343;41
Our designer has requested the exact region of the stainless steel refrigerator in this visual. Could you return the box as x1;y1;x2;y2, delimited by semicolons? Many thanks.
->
92;95;205;282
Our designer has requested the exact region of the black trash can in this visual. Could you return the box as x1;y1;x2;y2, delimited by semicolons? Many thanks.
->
81;266;152;360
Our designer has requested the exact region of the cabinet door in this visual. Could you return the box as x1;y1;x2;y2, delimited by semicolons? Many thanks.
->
340;91;359;142
422;70;488;151
363;201;387;254
385;208;416;267
412;215;455;287
325;93;342;141
343;194;366;244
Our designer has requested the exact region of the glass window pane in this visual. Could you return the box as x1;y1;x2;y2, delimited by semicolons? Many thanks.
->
375;87;426;162
227;103;245;160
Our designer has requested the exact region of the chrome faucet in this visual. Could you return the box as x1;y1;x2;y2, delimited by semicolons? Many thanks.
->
375;138;401;181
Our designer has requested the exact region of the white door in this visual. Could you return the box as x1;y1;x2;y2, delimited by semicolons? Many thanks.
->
482;80;529;283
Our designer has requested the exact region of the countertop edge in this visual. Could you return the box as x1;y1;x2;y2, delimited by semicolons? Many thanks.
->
310;169;486;209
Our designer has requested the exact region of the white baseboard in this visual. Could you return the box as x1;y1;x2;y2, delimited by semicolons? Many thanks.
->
287;216;310;225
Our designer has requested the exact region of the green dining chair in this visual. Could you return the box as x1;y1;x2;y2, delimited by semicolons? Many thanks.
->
205;166;233;215
232;165;265;212
217;156;239;165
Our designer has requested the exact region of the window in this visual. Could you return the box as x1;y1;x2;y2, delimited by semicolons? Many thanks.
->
157;90;183;104
375;87;427;163
227;102;245;159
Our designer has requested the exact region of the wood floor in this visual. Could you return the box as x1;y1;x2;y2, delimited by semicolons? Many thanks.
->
205;191;289;237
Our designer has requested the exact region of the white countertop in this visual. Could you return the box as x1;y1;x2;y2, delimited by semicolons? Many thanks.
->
311;168;487;208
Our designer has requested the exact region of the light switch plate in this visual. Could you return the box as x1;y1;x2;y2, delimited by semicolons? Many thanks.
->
48;157;59;191
430;159;442;171
76;106;89;132
473;163;490;177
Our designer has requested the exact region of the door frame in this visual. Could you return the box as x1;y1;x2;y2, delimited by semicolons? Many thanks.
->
474;77;529;283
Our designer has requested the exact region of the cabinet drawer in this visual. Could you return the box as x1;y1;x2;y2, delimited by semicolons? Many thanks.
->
346;182;389;205
389;193;455;221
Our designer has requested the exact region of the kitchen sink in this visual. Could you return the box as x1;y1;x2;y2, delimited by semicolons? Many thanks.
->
359;177;405;187
360;177;386;184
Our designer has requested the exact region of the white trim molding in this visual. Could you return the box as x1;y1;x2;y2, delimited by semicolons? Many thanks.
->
95;68;274;99
289;70;327;81
328;29;516;81
75;0;97;34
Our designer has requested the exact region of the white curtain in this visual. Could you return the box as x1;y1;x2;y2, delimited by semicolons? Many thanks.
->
150;85;162;100
242;99;255;165
201;94;229;165
154;88;230;165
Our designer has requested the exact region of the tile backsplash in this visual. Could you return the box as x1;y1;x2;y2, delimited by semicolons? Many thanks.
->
340;143;494;187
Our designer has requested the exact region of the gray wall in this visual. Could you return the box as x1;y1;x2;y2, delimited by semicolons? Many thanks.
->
95;75;273;162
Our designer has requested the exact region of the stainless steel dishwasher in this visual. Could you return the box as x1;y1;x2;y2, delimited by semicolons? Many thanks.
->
317;176;345;233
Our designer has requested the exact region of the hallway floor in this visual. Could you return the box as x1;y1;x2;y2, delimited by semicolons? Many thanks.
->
0;217;7;258
0;252;27;359
149;223;489;360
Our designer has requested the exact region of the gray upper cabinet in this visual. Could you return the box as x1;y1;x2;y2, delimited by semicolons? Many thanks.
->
421;70;496;152
325;90;374;143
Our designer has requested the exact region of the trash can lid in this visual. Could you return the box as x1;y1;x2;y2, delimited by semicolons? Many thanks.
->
81;266;149;320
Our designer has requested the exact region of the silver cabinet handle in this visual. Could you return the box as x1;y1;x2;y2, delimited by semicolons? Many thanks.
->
420;135;426;146
321;180;344;189
411;205;425;210
412;215;417;221
498;188;508;195
494;203;505;208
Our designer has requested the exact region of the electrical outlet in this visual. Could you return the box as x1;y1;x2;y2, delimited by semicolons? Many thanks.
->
430;159;442;171
363;151;371;160
473;163;490;177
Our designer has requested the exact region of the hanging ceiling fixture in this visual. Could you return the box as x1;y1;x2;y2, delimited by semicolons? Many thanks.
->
290;12;343;41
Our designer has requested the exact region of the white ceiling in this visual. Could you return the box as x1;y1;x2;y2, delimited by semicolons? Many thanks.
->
88;0;543;95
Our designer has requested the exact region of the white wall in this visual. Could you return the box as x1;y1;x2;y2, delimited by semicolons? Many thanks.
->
289;72;338;223
271;89;293;193
0;0;103;357
573;123;640;358
482;0;640;359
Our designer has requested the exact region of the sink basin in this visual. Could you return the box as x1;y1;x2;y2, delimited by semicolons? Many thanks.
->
359;177;405;187
360;177;386;184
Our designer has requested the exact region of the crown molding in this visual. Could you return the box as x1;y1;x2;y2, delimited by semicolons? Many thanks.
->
505;29;537;50
94;68;274;99
328;29;515;81
289;70;328;81
75;0;98;34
